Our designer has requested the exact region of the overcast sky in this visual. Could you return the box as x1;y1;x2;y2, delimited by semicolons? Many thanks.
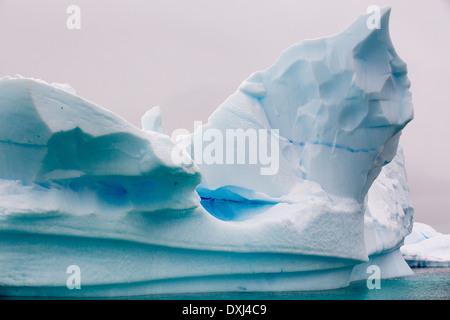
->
0;0;449;232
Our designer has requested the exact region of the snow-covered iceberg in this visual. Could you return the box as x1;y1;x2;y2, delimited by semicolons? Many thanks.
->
401;223;450;267
0;7;415;297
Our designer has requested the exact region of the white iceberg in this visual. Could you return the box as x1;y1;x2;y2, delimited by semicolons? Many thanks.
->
0;7;416;297
401;223;450;267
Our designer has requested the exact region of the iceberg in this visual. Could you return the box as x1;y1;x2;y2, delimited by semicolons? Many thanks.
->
0;7;415;297
401;223;450;267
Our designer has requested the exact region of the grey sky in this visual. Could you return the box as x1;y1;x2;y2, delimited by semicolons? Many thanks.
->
0;0;449;232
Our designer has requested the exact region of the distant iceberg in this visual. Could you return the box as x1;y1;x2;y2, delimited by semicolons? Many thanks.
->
0;7;417;297
401;223;450;267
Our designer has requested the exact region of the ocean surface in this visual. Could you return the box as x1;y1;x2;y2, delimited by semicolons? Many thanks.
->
132;268;449;300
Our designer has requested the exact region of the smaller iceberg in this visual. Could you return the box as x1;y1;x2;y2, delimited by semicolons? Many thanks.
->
401;223;450;267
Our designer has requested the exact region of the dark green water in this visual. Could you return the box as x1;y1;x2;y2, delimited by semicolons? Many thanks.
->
132;268;449;300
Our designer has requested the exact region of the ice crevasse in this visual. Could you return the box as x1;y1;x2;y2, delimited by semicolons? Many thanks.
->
0;7;415;297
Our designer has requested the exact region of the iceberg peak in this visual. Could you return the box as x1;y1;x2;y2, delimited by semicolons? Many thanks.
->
193;4;412;203
142;106;168;135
